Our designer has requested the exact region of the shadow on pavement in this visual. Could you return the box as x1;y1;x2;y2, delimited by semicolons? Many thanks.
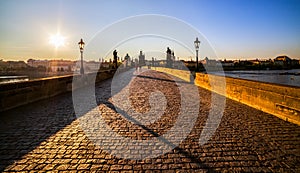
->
0;91;76;171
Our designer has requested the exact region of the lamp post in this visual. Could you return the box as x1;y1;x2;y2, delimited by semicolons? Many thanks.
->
194;37;200;71
78;38;85;74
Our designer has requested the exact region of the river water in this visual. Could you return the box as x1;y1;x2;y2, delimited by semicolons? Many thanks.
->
212;69;300;87
0;76;29;84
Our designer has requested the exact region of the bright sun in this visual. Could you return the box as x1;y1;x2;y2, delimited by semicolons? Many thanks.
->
49;34;65;48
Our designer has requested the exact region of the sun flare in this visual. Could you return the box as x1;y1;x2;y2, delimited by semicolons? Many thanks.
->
49;34;65;48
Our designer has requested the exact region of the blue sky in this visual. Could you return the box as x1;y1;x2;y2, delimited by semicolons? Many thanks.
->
0;0;299;61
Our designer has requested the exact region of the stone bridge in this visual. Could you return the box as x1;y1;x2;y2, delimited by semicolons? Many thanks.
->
0;68;299;172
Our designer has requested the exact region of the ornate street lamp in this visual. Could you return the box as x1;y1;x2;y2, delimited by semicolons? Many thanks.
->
194;37;200;71
78;38;85;74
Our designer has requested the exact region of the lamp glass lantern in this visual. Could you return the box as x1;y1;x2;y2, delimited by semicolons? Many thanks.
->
194;37;200;51
78;38;85;52
78;38;85;74
194;37;200;72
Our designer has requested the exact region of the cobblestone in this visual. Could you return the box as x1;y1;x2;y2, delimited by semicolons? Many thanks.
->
0;69;300;172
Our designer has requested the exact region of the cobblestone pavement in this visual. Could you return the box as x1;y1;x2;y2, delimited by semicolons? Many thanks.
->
0;69;300;172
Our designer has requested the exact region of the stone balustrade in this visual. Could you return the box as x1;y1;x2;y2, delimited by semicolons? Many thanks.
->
151;67;300;125
0;70;115;112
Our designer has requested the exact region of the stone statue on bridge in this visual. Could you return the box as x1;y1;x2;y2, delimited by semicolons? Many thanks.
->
166;47;173;68
113;50;118;69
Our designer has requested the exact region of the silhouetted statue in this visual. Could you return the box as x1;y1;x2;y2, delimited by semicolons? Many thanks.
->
124;53;130;67
166;47;171;55
152;57;154;67
113;50;118;69
166;47;172;68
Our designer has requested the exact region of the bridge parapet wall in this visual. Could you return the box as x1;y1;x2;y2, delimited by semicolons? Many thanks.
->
0;70;115;112
195;73;300;125
151;67;300;125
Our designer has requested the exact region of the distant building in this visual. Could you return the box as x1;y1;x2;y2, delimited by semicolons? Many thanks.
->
236;60;254;66
249;59;260;65
100;62;110;69
159;60;167;66
1;61;27;69
0;60;28;71
27;59;76;72
291;59;300;66
49;60;74;72
274;55;292;66
0;60;5;70
221;59;234;67
27;59;49;68
183;60;196;68
260;59;273;66
85;61;100;72
201;57;219;66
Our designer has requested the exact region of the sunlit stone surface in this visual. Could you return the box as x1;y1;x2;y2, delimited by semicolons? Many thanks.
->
0;69;299;172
